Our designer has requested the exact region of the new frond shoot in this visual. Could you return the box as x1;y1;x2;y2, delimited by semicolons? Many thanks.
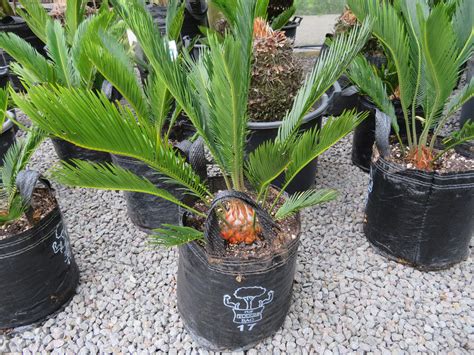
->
348;0;474;170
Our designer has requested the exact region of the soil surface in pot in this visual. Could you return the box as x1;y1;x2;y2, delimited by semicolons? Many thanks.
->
0;189;56;238
385;143;474;173
186;187;300;260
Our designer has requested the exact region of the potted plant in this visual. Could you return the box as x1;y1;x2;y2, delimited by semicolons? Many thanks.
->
13;0;370;349
0;127;79;328
0;0;123;163
0;84;17;163
348;0;474;270
106;0;198;231
0;0;48;91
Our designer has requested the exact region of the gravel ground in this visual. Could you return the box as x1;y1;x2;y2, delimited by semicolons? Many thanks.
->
0;123;472;353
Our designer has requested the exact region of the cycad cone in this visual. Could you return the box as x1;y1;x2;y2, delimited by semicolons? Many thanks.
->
220;201;262;245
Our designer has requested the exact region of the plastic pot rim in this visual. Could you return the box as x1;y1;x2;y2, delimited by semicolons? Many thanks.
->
282;16;303;30
247;87;333;130
2;112;15;134
373;147;474;178
0;191;59;246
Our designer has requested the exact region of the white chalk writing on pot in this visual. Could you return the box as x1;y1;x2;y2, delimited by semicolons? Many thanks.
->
223;286;274;332
52;224;72;265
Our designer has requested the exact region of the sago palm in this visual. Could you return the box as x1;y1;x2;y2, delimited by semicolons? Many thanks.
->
347;0;473;169
0;127;45;226
0;0;125;90
13;0;370;247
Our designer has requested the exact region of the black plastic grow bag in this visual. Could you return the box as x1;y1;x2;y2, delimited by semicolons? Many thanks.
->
51;138;112;164
0;65;9;88
177;190;301;351
365;154;474;270
112;138;206;232
0;113;17;164
112;154;184;231
246;87;333;194
352;97;423;172
0;191;79;328
281;17;302;41
181;0;208;40
50;82;122;164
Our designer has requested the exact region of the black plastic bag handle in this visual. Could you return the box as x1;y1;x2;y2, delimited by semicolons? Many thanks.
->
16;170;52;224
175;137;207;180
203;190;278;255
375;109;392;158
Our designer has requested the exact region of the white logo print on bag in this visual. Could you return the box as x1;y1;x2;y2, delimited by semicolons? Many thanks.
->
52;225;72;265
223;286;274;331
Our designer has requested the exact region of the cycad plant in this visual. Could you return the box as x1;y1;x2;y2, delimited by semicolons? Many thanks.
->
347;0;473;169
13;0;370;247
0;127;44;226
0;0;123;90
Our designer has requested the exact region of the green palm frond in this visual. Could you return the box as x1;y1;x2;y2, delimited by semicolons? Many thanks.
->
145;73;173;135
274;189;338;220
209;0;237;27
445;76;474;117
65;0;87;43
276;19;372;146
71;10;116;87
284;110;368;187
149;224;204;247
12;86;211;201
1;126;45;208
348;0;414;129
346;55;397;130
0;195;26;225
245;140;289;198
17;0;50;43
49;160;206;217
84;30;149;119
203;34;251;190
419;5;460;126
255;0;270;19
0;32;55;85
0;85;8;128
452;0;474;62
271;4;296;30
46;20;79;88
166;0;186;41
438;121;474;159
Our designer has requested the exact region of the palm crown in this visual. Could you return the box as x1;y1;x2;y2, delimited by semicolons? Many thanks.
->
347;0;473;169
13;0;370;247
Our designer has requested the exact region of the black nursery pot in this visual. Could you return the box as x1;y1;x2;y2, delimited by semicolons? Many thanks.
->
111;134;205;232
0;113;18;164
246;92;330;194
281;17;302;42
181;0;208;40
0;190;79;328
364;155;474;270
51;138;112;164
111;154;184;232
177;217;301;351
352;97;423;172
50;82;123;163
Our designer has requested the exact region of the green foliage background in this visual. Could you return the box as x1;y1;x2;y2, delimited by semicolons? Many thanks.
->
295;0;346;15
